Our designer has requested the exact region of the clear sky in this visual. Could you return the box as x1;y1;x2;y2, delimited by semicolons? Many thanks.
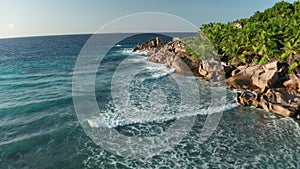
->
0;0;296;38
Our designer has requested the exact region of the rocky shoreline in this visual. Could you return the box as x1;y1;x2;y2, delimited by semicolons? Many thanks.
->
132;37;300;120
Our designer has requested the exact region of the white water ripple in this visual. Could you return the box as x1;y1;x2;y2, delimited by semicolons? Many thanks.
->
87;103;237;128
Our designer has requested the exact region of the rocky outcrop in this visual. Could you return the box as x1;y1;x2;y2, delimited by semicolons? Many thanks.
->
132;37;164;52
284;74;300;92
226;65;260;91
147;50;194;76
133;37;230;80
197;56;300;120
237;89;300;119
227;61;280;92
198;60;226;81
232;61;300;119
164;37;187;54
134;37;200;76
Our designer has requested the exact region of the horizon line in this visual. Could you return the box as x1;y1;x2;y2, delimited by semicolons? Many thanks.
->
0;31;198;40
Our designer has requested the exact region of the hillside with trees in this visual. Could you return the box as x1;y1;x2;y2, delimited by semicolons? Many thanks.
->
191;1;300;74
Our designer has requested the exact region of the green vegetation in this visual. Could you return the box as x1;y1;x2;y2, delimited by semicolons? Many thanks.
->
183;1;300;72
178;46;201;61
180;32;219;61
288;61;300;73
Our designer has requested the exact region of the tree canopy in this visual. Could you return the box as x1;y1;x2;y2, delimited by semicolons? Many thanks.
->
185;1;300;73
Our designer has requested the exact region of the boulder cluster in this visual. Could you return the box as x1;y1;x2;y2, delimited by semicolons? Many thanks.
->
134;37;200;76
227;62;300;119
132;37;300;120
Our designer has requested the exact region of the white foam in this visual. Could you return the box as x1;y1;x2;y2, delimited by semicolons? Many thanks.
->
139;50;149;55
87;103;237;128
121;48;149;56
145;61;168;70
121;49;135;55
87;119;99;128
144;68;175;81
125;57;146;63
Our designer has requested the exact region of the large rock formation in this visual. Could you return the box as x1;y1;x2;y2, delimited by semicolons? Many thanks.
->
284;74;300;92
232;61;300;119
132;37;164;52
133;37;200;76
227;61;280;92
147;49;194;76
198;60;226;81
133;37;230;80
237;89;300;119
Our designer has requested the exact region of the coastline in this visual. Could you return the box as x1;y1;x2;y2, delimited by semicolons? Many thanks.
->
132;37;300;120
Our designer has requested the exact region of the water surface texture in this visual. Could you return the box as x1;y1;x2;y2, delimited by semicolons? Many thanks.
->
0;34;299;169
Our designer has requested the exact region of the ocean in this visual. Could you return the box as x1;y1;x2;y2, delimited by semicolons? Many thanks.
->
0;33;299;169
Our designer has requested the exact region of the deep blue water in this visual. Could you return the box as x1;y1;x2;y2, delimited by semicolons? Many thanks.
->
0;34;299;169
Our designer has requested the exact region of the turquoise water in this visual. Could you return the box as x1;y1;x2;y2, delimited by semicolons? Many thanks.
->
0;34;299;169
